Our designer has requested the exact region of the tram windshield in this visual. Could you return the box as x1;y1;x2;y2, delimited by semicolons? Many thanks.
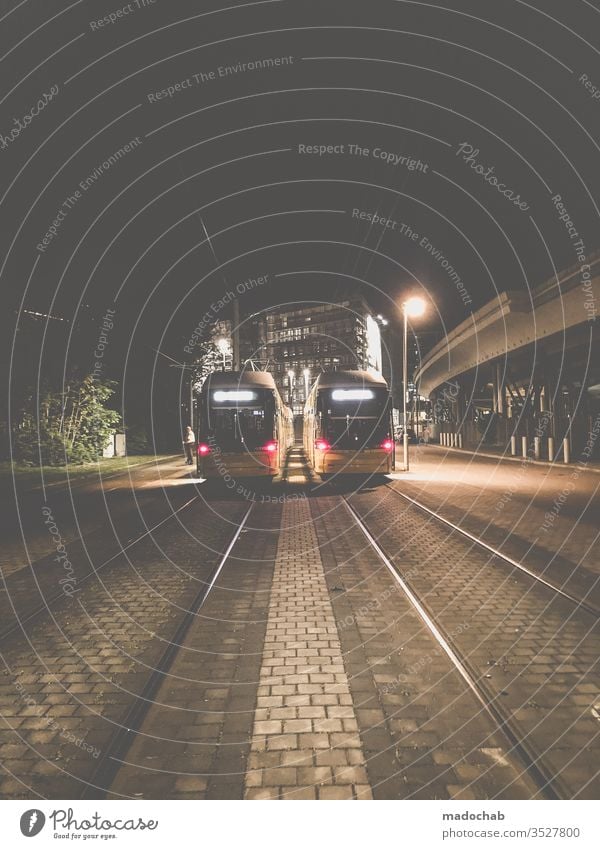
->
319;388;391;449
205;389;275;451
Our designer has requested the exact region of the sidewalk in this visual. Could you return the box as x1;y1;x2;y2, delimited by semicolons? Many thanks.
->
426;441;600;474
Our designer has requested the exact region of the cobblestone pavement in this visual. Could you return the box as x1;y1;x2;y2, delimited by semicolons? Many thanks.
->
0;496;247;798
108;500;281;800
311;494;538;800
0;484;203;643
393;447;600;605
345;485;600;798
1;457;189;581
1;449;597;800
244;496;372;800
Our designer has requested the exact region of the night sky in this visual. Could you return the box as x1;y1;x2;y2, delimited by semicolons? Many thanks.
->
1;0;599;445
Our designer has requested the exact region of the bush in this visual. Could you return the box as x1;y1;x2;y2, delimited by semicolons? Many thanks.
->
11;376;122;467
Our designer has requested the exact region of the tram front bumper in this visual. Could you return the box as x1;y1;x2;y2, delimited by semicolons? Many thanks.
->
316;449;392;475
199;452;276;479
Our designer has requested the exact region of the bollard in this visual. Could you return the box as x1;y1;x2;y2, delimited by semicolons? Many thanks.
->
534;436;541;461
563;437;570;464
521;436;528;458
440;433;444;445
510;435;517;456
458;433;463;448
548;437;555;462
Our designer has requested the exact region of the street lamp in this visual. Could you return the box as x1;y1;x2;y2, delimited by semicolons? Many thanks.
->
402;297;426;472
216;338;229;371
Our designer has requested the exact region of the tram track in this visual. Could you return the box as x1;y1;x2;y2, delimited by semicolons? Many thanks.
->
79;503;254;799
0;488;255;800
341;493;598;800
0;494;204;645
383;482;600;620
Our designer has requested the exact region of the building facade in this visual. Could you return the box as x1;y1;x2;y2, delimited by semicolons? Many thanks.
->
195;298;383;416
264;298;381;414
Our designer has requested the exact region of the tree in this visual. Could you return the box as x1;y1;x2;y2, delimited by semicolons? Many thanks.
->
12;375;121;465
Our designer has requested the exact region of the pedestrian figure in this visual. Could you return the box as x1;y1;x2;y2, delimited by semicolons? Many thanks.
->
423;425;431;445
183;426;195;465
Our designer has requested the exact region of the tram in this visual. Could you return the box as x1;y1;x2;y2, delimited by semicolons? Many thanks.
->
303;370;395;476
196;371;293;479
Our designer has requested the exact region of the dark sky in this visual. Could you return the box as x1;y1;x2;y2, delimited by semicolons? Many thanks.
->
1;0;599;440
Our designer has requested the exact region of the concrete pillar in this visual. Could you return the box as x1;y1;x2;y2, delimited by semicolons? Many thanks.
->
534;436;541;461
563;437;570;464
510;435;517;456
548;436;555;462
521;436;528;458
232;298;241;371
496;363;504;415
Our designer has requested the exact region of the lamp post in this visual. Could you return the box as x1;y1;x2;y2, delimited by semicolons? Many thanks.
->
402;297;426;472
288;370;295;407
303;368;310;402
216;338;229;371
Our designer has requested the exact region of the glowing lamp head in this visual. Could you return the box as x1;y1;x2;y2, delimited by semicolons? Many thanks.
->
403;297;426;318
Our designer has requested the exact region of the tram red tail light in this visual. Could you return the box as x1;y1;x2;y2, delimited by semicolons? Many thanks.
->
197;443;211;456
380;439;394;452
315;439;330;451
263;440;278;453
